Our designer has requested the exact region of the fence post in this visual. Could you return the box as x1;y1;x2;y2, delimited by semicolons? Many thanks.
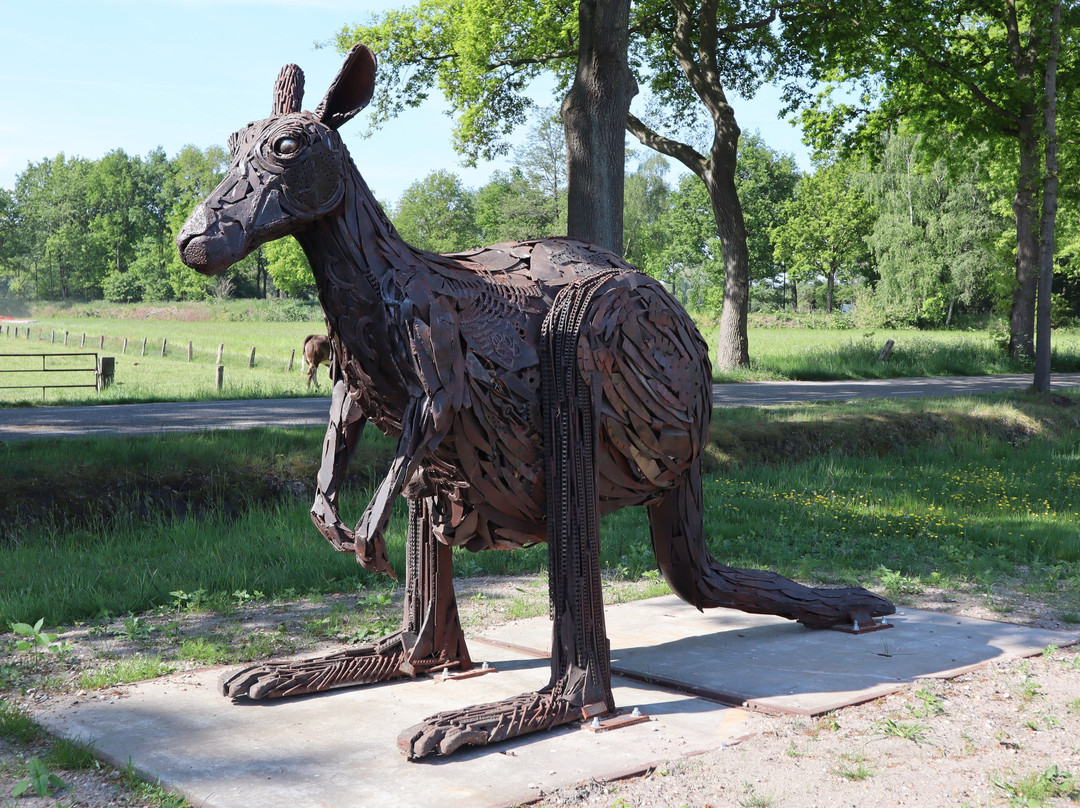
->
216;344;224;365
161;338;167;357
287;348;295;372
187;340;193;361
64;331;69;345
97;356;115;391
99;335;105;350
13;327;17;338
122;337;128;355
81;332;86;347
141;337;147;356
248;347;256;368
51;330;55;343
216;365;224;390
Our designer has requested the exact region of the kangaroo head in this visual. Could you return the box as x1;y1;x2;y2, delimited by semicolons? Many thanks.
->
177;44;376;275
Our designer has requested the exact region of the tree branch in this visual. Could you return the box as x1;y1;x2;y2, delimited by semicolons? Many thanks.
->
625;113;707;177
487;50;578;70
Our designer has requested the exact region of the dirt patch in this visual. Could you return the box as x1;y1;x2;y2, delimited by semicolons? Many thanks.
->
2;576;1078;807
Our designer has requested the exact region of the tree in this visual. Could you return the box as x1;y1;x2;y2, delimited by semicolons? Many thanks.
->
561;0;636;252
733;132;801;291
265;237;315;297
863;130;1004;326
622;153;671;272
660;172;725;308
476;169;561;243
86;149;157;278
513;107;568;231
771;156;874;313
160;144;229;299
338;0;796;369
391;170;481;252
337;0;633;253
12;155;103;299
783;0;1079;362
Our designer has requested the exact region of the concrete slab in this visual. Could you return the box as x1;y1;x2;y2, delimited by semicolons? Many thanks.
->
33;597;1077;808
35;642;754;808
478;596;1079;715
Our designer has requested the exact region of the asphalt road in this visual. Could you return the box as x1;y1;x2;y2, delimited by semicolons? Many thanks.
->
1;373;1077;442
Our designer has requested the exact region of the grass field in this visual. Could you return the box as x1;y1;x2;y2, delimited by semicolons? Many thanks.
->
3;300;1080;405
2;391;1077;628
0;300;327;404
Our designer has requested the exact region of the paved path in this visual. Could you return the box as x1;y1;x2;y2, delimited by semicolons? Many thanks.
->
1;373;1077;442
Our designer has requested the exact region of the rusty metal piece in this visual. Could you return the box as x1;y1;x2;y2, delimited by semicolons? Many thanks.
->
177;43;895;760
583;708;651;732
829;609;895;635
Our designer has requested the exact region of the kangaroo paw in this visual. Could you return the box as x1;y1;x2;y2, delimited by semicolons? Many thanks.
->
794;586;896;629
398;690;582;760
218;631;455;699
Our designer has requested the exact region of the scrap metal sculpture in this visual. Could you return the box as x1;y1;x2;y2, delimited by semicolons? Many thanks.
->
177;44;894;760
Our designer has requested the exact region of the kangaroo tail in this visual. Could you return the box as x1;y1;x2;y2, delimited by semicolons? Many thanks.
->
647;463;895;629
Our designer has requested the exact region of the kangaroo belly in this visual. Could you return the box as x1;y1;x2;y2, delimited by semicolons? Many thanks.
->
424;271;711;553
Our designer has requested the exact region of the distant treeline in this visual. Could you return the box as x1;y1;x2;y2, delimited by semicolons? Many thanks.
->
1;124;1077;329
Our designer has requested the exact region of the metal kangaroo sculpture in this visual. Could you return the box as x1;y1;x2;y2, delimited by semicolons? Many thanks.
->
177;44;894;760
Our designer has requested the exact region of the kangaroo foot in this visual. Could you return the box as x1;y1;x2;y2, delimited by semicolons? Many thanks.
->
398;690;585;760
220;631;456;699
794;585;895;630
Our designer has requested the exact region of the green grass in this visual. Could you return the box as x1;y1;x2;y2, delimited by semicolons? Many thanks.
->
77;655;176;689
0;299;325;405
5;301;1080;405
992;766;1079;807
0;700;43;744
696;321;1080;381
1;391;1077;628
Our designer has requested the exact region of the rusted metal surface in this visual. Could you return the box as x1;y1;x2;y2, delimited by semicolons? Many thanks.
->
302;334;331;389
177;44;894;760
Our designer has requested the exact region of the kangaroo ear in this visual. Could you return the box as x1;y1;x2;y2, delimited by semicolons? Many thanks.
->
315;44;376;130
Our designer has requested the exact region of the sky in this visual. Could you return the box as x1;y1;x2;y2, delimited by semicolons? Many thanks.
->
0;0;812;206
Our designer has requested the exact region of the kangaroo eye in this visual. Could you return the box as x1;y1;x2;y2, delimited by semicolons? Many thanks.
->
274;137;301;155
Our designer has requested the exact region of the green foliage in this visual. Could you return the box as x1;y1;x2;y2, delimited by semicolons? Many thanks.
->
623;154;672;274
735;133;801;283
992;765;1078;807
390;170;481;252
102;270;145;303
337;0;576;163
264;237;314;297
862;130;1006;326
771;155;874;313
872;717;929;743
10;618;65;654
11;757;67;799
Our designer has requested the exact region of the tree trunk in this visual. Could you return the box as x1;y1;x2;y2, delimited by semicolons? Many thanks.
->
791;280;798;312
1034;0;1061;392
826;270;836;313
1010;106;1040;361
562;0;636;255
706;132;750;370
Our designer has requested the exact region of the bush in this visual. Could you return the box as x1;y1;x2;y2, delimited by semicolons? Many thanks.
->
101;271;144;303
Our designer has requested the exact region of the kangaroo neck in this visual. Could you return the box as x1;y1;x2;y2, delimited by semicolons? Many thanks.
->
296;164;418;432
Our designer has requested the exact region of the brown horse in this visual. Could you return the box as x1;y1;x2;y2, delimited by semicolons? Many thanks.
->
177;44;893;760
302;334;331;388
